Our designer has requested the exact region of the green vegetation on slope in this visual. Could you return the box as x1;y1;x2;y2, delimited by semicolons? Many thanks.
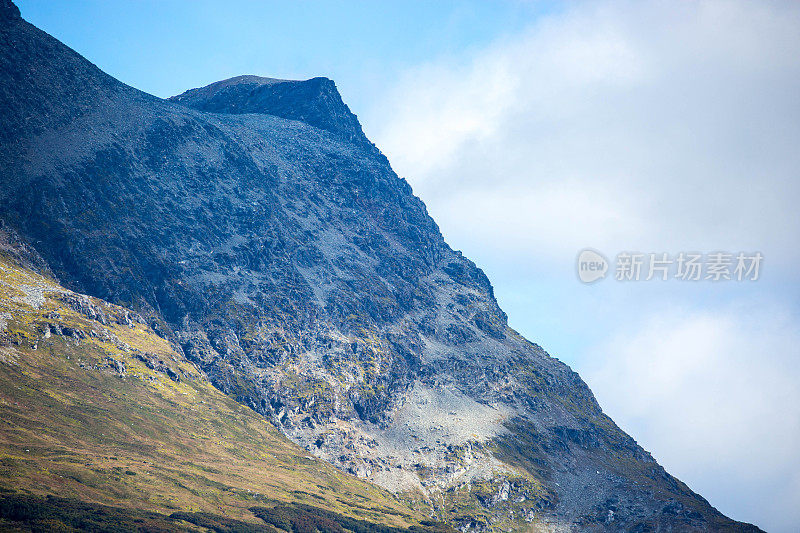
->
0;255;446;531
0;493;454;532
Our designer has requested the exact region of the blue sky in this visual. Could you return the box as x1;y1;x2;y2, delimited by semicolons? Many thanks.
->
17;0;554;110
17;1;800;531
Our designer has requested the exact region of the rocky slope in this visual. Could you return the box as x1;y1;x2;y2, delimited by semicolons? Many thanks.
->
0;2;760;531
0;238;444;531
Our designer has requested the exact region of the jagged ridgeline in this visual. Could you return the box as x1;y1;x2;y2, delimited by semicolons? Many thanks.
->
0;1;760;531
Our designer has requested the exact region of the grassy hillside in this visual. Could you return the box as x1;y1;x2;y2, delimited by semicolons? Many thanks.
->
0;254;445;532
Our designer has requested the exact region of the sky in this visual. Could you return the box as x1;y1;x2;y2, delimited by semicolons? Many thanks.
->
17;1;800;531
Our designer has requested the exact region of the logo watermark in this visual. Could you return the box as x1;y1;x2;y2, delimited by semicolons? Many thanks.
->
577;250;762;283
577;249;609;283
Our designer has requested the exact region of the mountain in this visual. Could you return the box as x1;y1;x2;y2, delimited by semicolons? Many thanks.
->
169;75;368;145
0;2;760;531
0;235;445;532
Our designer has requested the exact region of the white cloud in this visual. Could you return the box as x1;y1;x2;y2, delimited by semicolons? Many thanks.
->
367;1;800;530
583;303;800;532
372;0;800;269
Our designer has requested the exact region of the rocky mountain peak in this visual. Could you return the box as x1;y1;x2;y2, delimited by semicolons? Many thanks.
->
169;74;368;144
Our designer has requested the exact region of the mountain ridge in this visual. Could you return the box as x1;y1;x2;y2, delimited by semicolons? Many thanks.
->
169;75;370;145
0;3;761;531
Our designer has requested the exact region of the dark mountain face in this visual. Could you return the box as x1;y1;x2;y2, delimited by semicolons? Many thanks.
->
169;75;369;144
0;3;759;531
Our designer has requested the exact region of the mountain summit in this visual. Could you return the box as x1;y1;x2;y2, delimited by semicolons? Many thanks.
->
0;2;760;531
170;75;368;144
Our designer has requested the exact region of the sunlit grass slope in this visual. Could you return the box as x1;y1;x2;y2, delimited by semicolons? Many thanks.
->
0;254;445;531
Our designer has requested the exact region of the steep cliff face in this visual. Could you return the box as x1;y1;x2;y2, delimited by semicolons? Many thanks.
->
0;4;759;531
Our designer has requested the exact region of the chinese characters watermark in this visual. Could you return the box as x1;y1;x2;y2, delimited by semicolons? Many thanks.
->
577;249;762;284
